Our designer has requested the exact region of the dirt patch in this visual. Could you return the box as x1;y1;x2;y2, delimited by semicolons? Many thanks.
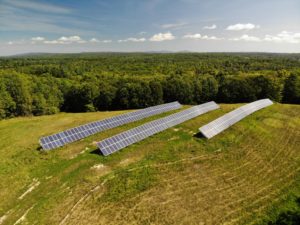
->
0;210;12;225
167;136;180;141
91;164;105;170
13;206;34;225
18;179;40;200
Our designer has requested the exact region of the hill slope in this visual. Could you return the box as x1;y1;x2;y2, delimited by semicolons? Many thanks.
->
0;104;299;225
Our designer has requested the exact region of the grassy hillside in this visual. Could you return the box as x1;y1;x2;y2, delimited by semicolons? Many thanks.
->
0;104;299;225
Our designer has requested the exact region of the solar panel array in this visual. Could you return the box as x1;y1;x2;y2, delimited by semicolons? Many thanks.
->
199;99;273;139
97;101;219;156
39;101;182;150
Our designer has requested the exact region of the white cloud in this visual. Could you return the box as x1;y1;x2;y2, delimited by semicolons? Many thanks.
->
202;35;221;40
226;23;260;31
118;37;146;43
183;33;222;40
230;34;261;42
31;37;45;41
203;24;217;30
161;22;187;29
58;36;80;42
264;31;300;44
6;40;25;45
44;35;86;44
183;33;202;39
90;38;112;43
43;40;59;44
90;38;100;43
149;32;175;41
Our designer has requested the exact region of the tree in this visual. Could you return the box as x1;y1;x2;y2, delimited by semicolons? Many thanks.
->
3;73;32;116
251;75;282;102
115;85;130;109
0;80;16;118
94;82;117;110
282;73;300;104
163;75;194;104
31;77;63;115
194;75;218;103
217;77;256;103
63;82;98;112
149;81;163;105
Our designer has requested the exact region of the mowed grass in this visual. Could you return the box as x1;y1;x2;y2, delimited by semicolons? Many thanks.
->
0;104;299;225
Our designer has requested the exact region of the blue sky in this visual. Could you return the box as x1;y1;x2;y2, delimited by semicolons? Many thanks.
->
0;0;299;55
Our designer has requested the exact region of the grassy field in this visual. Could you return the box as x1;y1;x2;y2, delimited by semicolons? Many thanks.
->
0;104;299;225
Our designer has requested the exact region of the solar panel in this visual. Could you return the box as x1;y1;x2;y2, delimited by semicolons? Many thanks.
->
199;99;273;139
97;101;219;156
39;101;182;150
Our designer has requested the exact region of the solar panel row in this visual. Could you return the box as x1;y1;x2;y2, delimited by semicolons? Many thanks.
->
199;99;273;139
97;101;219;156
39;101;182;150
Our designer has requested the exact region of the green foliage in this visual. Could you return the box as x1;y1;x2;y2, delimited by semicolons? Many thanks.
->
217;77;256;102
283;73;300;104
269;210;300;225
94;82;117;110
31;76;63;115
1;72;32;116
0;53;299;119
260;194;300;225
0;81;16;118
101;167;157;202
251;75;283;102
149;80;163;105
194;74;218;103
163;75;194;104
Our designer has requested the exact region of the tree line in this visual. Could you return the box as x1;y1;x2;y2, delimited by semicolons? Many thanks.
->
0;53;299;119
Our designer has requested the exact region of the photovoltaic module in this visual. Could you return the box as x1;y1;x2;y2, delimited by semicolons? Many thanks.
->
199;99;273;139
39;101;182;150
97;101;219;156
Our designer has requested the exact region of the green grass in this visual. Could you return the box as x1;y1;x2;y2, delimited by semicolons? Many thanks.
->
0;104;299;225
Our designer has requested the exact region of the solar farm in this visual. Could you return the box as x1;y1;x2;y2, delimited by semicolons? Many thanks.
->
0;101;299;225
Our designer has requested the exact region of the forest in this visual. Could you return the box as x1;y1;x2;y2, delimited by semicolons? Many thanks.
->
0;52;300;119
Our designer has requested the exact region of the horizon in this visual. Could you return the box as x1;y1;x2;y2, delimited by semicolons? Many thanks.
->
0;0;300;56
3;50;300;58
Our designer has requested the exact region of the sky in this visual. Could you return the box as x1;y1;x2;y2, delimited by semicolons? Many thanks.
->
0;0;299;56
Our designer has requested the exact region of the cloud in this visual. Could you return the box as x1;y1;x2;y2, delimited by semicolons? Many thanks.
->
226;23;260;31
161;22;187;29
31;37;45;41
230;34;261;42
183;33;202;39
203;24;217;30
4;0;71;14
183;33;222;40
6;40;26;45
202;35;221;40
44;36;86;44
264;31;300;44
118;37;146;43
90;38;100;43
149;32;175;41
89;38;112;43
